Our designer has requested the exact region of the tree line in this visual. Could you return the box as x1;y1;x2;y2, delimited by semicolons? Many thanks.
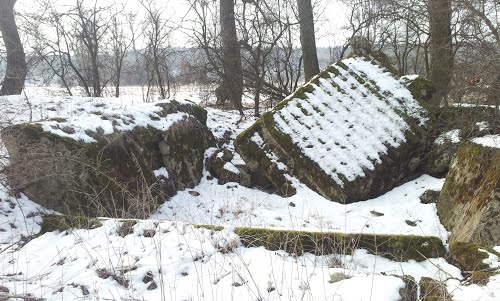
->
0;0;498;115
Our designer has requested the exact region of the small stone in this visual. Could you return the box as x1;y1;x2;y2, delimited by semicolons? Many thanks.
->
143;271;154;284
80;285;90;296
406;220;417;227
147;281;158;290
370;210;384;217
143;229;156;237
419;190;440;204
274;216;282;221
158;141;170;155
246;160;260;172
222;148;233;162
289;202;296;207
188;191;200;196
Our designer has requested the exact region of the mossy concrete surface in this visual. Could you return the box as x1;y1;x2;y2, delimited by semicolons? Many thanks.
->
419;277;452;301
38;215;446;262
235;227;446;262
206;148;253;187
235;56;428;203
398;275;418;301
39;214;103;234
437;143;500;246
449;241;500;284
2;103;215;218
422;107;499;177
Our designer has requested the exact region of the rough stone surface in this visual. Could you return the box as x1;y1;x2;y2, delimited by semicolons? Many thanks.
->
235;56;428;203
398;276;418;301
437;143;500;246
419;277;452;301
206;149;252;187
236;227;446;262
2;102;214;217
423;107;499;177
420;190;440;204
449;241;500;284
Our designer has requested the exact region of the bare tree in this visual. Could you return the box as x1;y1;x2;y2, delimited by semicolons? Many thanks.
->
69;0;113;97
428;0;453;106
240;0;295;116
188;0;303;114
220;0;244;115
296;0;319;81
139;0;176;101
453;0;499;106
0;0;27;95
109;10;136;97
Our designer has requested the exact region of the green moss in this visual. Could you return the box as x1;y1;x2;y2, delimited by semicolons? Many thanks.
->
234;121;296;197
157;100;208;125
438;143;500;230
50;117;67;123
450;241;500;284
234;227;445;261
329;272;352;283
17;122;95;147
193;224;225;231
419;277;452;301
407;76;436;104
116;220;138;237
39;214;102;235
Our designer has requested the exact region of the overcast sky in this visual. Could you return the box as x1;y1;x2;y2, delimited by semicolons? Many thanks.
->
17;0;349;48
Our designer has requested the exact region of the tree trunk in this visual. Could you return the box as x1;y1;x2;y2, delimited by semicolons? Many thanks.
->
297;0;319;82
0;0;27;95
220;0;243;115
428;0;453;107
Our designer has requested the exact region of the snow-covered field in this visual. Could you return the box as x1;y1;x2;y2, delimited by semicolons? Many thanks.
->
0;87;499;300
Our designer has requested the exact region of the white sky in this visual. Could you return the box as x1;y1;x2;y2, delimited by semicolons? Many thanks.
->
16;0;349;48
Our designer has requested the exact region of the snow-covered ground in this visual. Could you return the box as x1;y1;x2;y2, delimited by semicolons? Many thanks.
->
153;174;448;238
0;89;499;300
0;219;463;301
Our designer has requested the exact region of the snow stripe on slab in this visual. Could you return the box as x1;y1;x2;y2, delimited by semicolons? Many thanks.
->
273;57;426;187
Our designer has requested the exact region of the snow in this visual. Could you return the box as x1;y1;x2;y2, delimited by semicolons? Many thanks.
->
0;183;53;245
154;174;448;239
273;57;427;187
0;219;462;301
223;162;240;174
205;108;257;167
400;74;419;85
479;249;500;269
472;135;500;149
448;276;500;301
435;129;461;145
476;121;489;131
1;87;499;300
0;94;191;143
153;167;170;178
